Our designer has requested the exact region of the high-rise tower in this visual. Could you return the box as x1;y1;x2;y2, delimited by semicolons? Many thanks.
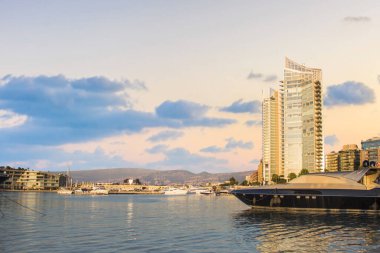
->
262;89;283;184
283;58;323;176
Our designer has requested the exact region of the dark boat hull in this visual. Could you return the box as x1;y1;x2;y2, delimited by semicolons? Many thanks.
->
231;188;380;211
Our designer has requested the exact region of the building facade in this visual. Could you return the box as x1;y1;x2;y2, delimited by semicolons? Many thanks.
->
262;89;283;184
325;151;339;172
257;160;263;184
283;58;323;176
0;167;64;190
361;137;380;165
245;171;258;184
339;144;360;171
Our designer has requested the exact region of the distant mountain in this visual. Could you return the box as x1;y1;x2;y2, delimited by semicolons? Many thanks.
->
70;168;252;185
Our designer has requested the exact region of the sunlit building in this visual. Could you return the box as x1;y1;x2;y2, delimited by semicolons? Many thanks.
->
339;144;360;171
262;89;283;184
0;167;64;190
245;171;258;184
283;58;323;176
325;151;339;172
361;137;380;165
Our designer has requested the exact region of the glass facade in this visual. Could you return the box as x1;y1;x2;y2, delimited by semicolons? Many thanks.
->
283;58;323;176
361;137;380;164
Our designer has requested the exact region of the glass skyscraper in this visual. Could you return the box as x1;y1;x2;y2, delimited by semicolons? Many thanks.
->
261;58;323;183
283;58;323;176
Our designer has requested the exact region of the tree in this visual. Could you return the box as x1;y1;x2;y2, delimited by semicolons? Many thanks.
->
272;174;287;184
229;177;238;185
288;173;297;181
135;179;141;185
240;180;248;186
298;169;309;177
271;174;280;183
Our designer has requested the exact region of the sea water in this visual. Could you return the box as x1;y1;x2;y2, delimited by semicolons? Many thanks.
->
0;192;379;252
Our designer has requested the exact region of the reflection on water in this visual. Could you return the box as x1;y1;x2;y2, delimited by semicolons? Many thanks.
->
233;209;380;253
1;192;380;253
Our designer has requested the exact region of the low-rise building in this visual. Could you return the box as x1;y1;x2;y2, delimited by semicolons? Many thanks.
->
361;137;380;165
257;160;263;184
339;144;360;171
325;151;339;172
245;171;258;184
0;167;64;190
325;145;360;172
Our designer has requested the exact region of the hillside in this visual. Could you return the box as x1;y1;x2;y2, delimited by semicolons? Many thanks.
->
70;168;252;185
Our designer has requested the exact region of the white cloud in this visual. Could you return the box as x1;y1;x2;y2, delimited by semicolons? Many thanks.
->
0;110;28;128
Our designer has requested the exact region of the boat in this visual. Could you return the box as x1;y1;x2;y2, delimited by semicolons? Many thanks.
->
189;187;210;195
164;188;189;195
57;188;74;195
57;166;73;195
231;165;380;212
90;185;109;195
199;190;214;195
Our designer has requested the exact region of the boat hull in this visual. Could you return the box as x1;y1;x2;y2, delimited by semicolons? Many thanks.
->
231;188;380;211
164;189;189;195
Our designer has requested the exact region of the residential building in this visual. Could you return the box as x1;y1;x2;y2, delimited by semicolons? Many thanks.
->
245;171;258;184
325;151;339;172
283;57;323;176
257;160;263;184
338;144;360;171
361;137;380;165
262;89;283;184
0;167;64;190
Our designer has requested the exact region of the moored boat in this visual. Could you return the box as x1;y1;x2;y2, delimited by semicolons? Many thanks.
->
231;166;380;212
57;188;74;195
164;188;189;195
90;185;109;195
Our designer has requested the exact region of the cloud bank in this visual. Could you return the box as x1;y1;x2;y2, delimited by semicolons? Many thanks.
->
343;16;371;22
147;130;184;142
0;75;235;145
221;99;261;114
245;120;262;127
325;135;339;147
324;81;375;107
247;71;277;82
200;138;254;153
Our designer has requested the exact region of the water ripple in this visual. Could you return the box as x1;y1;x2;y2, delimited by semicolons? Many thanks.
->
1;192;380;252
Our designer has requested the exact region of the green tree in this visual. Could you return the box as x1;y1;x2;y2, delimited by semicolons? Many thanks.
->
229;177;238;185
240;180;248;186
272;174;287;184
288;173;297;181
271;174;280;183
298;169;309;177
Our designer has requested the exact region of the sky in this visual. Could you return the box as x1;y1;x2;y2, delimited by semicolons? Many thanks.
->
0;0;380;172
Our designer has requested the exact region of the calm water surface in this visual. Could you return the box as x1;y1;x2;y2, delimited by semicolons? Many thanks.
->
0;192;379;252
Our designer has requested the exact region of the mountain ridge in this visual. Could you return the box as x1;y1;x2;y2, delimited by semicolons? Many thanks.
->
70;167;252;185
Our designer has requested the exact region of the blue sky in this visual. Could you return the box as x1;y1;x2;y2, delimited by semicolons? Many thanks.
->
0;0;380;172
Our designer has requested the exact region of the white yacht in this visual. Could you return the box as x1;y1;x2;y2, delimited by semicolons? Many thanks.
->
189;187;210;195
164;188;189;195
57;188;73;195
90;185;109;195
